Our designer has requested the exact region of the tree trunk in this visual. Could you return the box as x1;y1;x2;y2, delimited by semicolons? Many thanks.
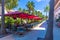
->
0;0;6;34
29;10;30;14
45;0;54;40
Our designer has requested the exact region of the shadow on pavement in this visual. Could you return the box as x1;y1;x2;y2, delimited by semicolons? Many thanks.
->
12;30;47;40
0;33;11;38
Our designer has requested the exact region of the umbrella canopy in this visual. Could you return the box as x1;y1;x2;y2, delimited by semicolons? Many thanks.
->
33;16;43;20
5;11;29;19
28;15;35;20
28;15;42;20
0;11;42;20
5;11;20;19
5;11;20;16
19;13;28;19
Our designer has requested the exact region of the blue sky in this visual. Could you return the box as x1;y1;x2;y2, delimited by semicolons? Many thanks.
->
14;0;50;16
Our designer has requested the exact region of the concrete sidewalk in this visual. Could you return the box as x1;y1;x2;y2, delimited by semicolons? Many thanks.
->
53;22;60;40
31;21;46;30
0;34;14;40
0;21;46;40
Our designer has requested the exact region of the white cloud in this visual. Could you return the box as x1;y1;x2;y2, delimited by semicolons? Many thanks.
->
35;0;46;2
35;0;41;2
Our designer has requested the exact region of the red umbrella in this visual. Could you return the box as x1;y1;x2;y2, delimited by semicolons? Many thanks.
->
19;13;28;19
12;15;17;19
3;11;43;20
33;16;42;20
5;12;28;19
28;15;35;20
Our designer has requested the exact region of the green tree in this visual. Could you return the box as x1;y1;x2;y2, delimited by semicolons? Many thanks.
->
5;16;15;25
18;8;22;12
0;0;19;11
23;9;26;13
26;1;35;23
26;1;35;14
37;11;42;18
15;18;21;24
23;9;29;14
44;5;50;19
35;11;38;16
5;0;19;11
18;8;24;24
0;0;19;33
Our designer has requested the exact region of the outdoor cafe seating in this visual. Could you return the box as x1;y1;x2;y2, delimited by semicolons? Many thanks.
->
0;11;42;35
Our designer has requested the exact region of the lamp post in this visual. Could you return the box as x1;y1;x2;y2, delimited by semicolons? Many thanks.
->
45;0;54;40
1;0;5;34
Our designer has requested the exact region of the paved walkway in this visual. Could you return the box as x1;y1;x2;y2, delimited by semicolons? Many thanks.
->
1;20;60;40
0;21;47;40
31;21;46;30
53;22;60;40
0;34;14;40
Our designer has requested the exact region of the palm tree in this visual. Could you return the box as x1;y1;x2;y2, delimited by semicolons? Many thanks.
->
45;0;54;40
0;0;19;12
5;0;19;12
0;0;19;34
23;9;26;13
25;10;29;14
26;1;35;14
35;11;38;16
26;1;35;23
18;8;22;12
37;11;43;18
44;5;50;19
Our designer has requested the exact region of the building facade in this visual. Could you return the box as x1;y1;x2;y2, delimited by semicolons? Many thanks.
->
0;4;2;14
0;4;2;19
54;0;60;20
